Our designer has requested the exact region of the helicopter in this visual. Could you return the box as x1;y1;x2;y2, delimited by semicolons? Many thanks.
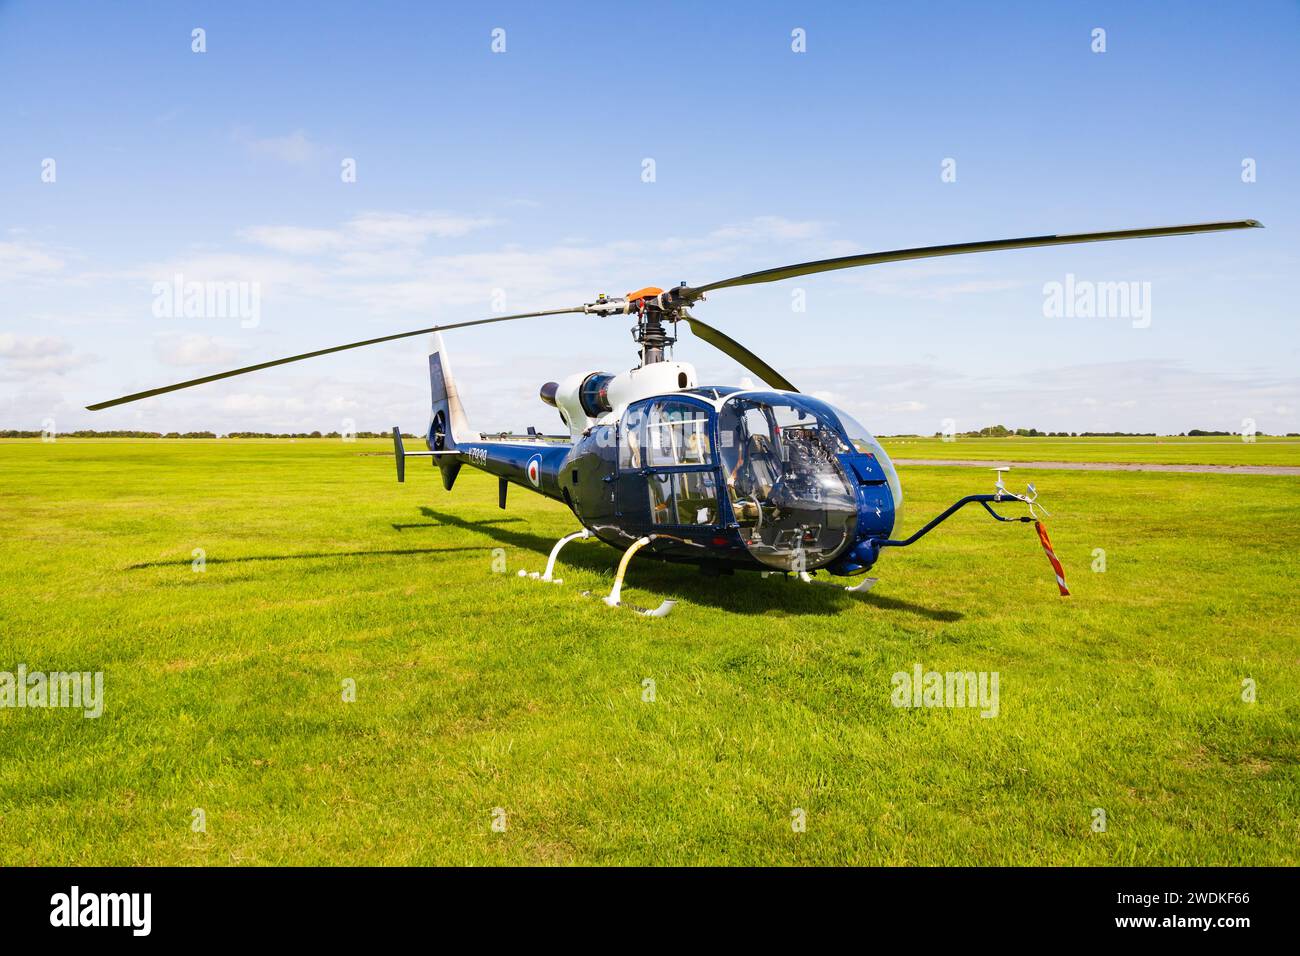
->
89;219;1260;615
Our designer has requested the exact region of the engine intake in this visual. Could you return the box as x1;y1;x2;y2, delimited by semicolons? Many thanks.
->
578;372;615;417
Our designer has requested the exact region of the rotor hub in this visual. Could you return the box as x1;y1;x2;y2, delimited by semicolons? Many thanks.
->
585;284;694;368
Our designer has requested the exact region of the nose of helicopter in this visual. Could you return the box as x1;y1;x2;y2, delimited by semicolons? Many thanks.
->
738;469;861;572
714;391;906;573
719;393;867;572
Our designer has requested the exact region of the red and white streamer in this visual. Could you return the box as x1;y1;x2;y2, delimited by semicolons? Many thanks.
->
1035;520;1070;597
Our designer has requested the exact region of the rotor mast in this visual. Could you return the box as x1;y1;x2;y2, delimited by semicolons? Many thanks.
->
634;303;675;365
585;284;690;369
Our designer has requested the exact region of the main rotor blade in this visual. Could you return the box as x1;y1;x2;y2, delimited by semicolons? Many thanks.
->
682;315;798;392
86;307;584;410
681;220;1262;299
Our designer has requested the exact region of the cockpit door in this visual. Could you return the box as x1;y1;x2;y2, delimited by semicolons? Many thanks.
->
616;397;721;529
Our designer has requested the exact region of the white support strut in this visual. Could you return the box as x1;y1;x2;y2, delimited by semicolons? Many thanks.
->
518;528;592;584
602;536;675;617
541;528;591;582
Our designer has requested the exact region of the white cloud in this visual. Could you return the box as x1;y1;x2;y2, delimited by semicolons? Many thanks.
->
154;333;247;367
239;226;342;255
238;129;323;165
709;216;829;243
0;242;64;281
1;354;87;375
217;393;277;414
129;252;326;300
787;360;1300;435
240;212;497;258
0;334;90;377
0;333;71;358
349;211;496;243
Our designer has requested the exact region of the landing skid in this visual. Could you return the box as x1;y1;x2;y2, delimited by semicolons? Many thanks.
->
514;528;675;616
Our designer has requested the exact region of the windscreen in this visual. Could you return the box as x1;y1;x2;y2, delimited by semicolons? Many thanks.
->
718;394;858;571
834;408;903;534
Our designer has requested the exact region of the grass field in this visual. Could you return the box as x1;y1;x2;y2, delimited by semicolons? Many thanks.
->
0;438;1296;865
879;435;1300;466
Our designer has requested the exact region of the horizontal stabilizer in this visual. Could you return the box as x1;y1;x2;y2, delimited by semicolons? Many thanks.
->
393;427;456;482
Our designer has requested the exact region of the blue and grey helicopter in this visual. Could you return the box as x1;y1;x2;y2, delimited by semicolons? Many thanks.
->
89;219;1260;614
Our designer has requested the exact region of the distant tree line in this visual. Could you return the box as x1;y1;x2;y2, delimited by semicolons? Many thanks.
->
223;431;413;439
4;427;1294;440
921;425;1285;438
928;425;1156;438
0;429;217;438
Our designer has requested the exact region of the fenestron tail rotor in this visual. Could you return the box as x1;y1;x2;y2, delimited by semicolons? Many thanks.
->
87;219;1259;410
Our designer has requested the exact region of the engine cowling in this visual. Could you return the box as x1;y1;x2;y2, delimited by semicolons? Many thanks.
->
547;362;699;438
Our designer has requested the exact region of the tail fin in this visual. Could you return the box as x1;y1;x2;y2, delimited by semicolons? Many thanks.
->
393;427;408;482
428;332;473;490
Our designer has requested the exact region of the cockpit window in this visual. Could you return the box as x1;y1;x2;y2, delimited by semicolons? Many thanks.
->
718;394;858;571
769;403;852;461
623;398;720;527
649;471;719;525
645;400;711;467
620;406;644;470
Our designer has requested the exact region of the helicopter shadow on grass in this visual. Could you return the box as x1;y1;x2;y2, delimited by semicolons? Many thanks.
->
390;516;519;532
414;507;962;621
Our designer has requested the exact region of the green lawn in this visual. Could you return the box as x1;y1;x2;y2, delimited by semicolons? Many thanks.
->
880;435;1300;466
0;438;1296;865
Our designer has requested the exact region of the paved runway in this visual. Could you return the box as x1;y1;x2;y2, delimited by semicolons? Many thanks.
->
894;459;1300;476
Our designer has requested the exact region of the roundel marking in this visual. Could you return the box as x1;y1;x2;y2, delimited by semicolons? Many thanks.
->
526;454;542;488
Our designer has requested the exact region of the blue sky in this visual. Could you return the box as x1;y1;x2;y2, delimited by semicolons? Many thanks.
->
2;0;1296;435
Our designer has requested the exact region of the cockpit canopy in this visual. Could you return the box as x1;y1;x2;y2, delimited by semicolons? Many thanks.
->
717;394;862;570
618;390;901;571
